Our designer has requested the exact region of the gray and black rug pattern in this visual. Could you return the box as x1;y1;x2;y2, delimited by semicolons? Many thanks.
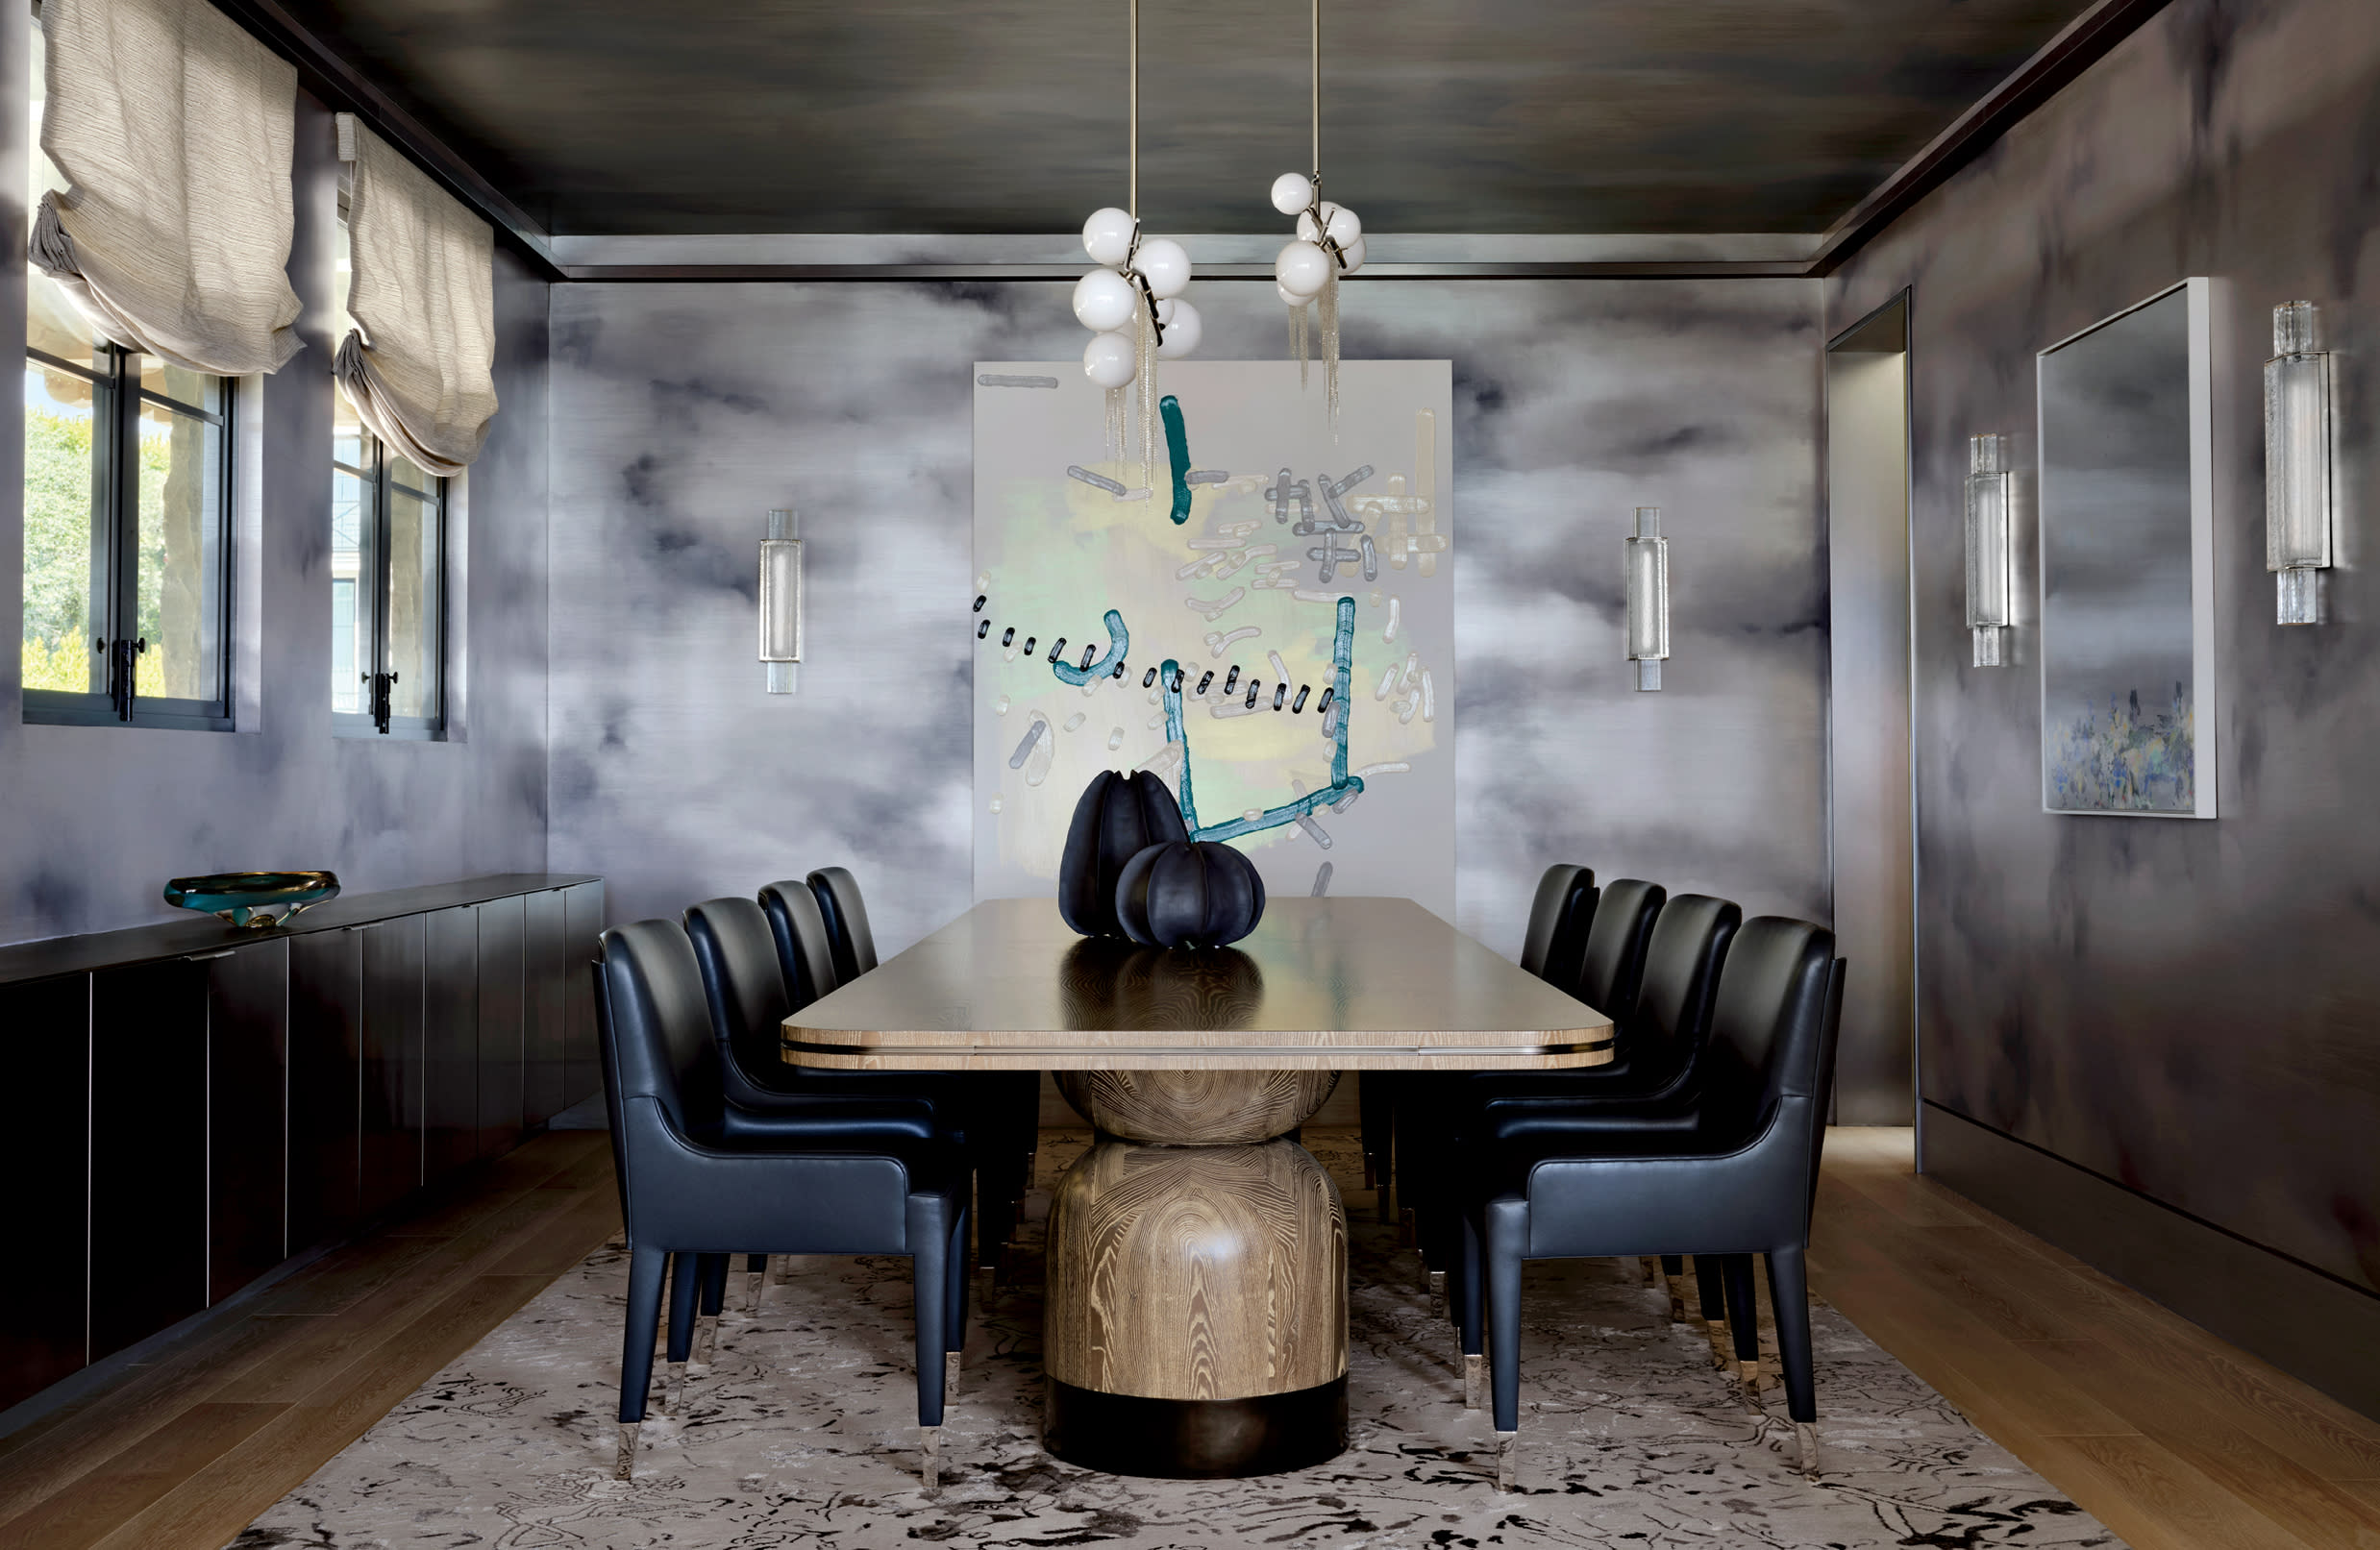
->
232;1131;2120;1547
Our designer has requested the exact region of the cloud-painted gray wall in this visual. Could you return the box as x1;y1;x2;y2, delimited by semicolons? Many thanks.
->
546;279;1829;963
0;42;553;945
1829;0;2380;1295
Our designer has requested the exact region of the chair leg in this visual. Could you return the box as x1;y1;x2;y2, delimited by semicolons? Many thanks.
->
913;1219;954;1490
943;1207;971;1399
1721;1253;1762;1400
692;1253;729;1365
662;1250;700;1414
1457;1210;1486;1409
1660;1254;1688;1323
616;1245;668;1478
1695;1254;1731;1368
743;1253;767;1313
1484;1201;1526;1488
1767;1244;1820;1478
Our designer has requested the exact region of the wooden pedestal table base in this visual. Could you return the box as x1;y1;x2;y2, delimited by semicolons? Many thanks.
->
1043;1070;1349;1477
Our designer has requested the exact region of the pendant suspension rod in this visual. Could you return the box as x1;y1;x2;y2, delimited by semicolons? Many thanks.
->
1128;0;1140;218
1310;0;1321;175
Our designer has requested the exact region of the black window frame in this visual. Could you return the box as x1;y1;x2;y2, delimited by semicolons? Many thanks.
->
21;340;236;731
331;422;448;740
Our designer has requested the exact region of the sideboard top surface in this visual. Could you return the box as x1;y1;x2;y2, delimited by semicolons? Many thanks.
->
0;873;604;986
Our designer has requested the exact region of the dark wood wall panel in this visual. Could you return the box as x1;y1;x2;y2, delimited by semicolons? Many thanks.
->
287;931;361;1249
0;975;91;1411
359;918;427;1218
422;907;480;1180
523;888;567;1127
208;940;288;1303
88;959;209;1362
477;895;526;1156
562;883;604;1108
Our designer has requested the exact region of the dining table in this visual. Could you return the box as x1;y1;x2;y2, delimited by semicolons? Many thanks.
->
782;895;1613;1479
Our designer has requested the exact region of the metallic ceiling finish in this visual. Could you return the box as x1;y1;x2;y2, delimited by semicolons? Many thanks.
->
275;0;2094;236
1827;0;2380;1298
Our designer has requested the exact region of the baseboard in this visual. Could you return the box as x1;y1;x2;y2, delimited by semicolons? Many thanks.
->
1922;1101;2380;1421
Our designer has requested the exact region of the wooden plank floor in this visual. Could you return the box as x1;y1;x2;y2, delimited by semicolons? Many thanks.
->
1813;1127;2380;1550
1;1125;2375;1548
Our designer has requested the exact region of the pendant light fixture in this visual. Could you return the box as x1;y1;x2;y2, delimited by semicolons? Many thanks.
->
1075;0;1200;480
1268;0;1365;420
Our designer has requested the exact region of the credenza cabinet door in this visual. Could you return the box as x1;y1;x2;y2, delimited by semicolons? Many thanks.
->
88;958;209;1362
477;895;526;1159
562;882;605;1109
422;906;480;1180
523;889;567;1129
0;974;91;1410
287;931;362;1250
359;917;427;1218
208;939;288;1304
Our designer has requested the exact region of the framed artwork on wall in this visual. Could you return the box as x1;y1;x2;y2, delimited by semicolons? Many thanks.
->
2036;277;2218;819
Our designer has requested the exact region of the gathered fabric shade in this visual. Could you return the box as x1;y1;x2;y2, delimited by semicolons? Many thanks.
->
335;113;497;475
32;0;302;375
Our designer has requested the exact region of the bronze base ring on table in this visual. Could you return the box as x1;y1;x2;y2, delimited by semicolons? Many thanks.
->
1044;1375;1349;1478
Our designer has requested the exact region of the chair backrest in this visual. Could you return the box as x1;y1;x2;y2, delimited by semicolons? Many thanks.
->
593;919;725;1141
759;879;841;1009
683;896;791;1085
1631;893;1742;1057
1575;878;1664;1021
807;867;878;981
1518;864;1596;980
1700;916;1844;1141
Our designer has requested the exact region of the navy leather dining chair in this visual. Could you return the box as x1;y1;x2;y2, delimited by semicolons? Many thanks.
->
595;918;969;1488
1457;917;1845;1488
800;868;1042;1280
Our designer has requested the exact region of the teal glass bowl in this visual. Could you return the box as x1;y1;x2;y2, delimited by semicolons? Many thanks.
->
163;871;341;929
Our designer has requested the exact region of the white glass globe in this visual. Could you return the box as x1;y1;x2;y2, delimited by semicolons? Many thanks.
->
1156;299;1202;358
1296;209;1321;243
1072;267;1138;332
1083;330;1137;389
1153;297;1176;325
1277;282;1308;308
1135;237;1191;299
1081;206;1136;267
1270;172;1314;215
1324;203;1362;246
1339;234;1367;273
1276;239;1331;298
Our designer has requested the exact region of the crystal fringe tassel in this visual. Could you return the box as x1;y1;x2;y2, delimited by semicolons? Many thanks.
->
1318;268;1341;426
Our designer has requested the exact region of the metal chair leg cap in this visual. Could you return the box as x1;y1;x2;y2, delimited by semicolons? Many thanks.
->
691;1314;719;1367
1462;1353;1485;1411
1494;1431;1518;1492
946;1349;963;1399
920;1426;943;1492
1794;1421;1821;1479
743;1270;765;1314
661;1361;686;1415
613;1422;639;1481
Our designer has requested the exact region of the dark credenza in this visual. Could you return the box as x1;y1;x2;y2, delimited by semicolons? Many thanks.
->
0;873;604;1415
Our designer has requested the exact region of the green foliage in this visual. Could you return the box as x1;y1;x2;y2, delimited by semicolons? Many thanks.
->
21;403;179;696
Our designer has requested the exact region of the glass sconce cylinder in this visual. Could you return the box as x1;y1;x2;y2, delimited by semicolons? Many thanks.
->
759;508;804;694
1624;505;1669;692
2266;301;2333;626
1964;433;2013;667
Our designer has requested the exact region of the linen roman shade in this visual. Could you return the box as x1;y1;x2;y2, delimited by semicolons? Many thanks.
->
31;0;302;375
335;113;497;475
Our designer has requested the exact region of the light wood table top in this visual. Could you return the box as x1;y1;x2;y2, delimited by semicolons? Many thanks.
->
782;897;1614;1071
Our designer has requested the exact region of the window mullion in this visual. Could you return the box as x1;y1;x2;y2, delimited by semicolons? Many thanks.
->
373;442;394;731
110;347;140;713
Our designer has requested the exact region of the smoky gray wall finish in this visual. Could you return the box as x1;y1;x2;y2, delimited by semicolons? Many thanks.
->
545;279;1828;962
0;52;553;946
1829;0;2380;1297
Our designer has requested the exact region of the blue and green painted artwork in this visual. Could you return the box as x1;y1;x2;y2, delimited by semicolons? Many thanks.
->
2045;684;2194;812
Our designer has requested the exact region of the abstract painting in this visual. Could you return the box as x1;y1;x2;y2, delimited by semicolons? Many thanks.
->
2036;279;2218;818
973;360;1454;912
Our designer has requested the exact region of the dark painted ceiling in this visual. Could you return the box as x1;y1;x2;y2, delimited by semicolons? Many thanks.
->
281;0;2096;236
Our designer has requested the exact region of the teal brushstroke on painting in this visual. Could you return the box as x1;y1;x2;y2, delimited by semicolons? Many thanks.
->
1160;395;1193;526
1161;595;1363;843
1049;608;1129;685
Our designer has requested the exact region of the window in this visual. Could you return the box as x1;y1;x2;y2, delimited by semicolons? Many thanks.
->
332;212;447;738
21;10;234;729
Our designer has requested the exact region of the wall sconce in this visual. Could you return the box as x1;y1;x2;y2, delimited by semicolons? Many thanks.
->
759;508;804;693
1625;505;1668;692
2267;301;2334;626
1964;433;2013;666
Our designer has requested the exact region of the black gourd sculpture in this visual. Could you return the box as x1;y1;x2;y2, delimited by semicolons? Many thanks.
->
1112;840;1268;949
1057;770;1191;938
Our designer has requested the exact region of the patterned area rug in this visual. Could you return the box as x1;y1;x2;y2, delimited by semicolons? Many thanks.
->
233;1130;2119;1548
